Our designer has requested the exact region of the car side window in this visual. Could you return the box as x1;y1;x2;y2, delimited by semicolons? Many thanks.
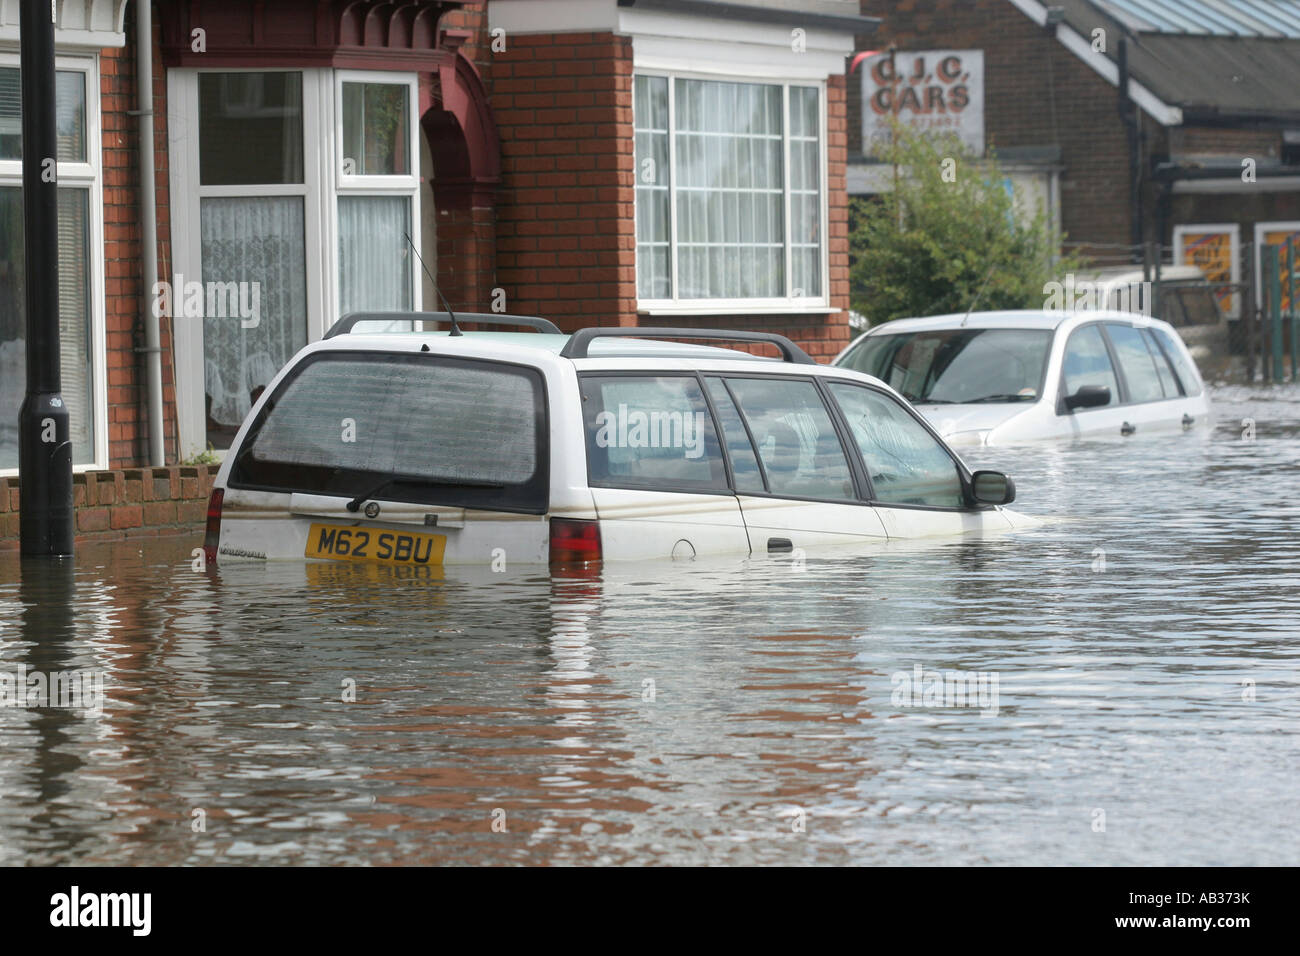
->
581;375;728;492
1149;327;1203;397
703;377;765;494
827;382;965;509
723;377;856;501
1139;328;1181;398
1106;323;1167;403
1061;325;1119;408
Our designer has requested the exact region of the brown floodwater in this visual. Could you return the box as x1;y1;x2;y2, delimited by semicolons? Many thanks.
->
1;382;1298;865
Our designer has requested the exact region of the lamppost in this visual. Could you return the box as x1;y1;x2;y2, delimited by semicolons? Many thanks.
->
18;0;75;557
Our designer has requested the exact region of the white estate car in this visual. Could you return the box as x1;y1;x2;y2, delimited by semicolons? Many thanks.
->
832;310;1211;446
203;313;1035;568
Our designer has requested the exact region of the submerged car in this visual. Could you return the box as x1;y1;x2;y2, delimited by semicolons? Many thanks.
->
832;310;1210;446
204;312;1035;568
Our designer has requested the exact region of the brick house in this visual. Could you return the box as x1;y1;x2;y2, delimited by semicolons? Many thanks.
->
1;0;873;545
850;0;1300;317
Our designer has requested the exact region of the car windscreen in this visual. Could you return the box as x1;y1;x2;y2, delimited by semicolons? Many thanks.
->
839;328;1052;405
229;352;548;513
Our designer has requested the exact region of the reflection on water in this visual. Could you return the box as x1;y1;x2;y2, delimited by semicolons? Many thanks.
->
1;384;1298;865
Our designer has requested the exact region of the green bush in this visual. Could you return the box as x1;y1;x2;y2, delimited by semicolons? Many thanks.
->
849;121;1084;328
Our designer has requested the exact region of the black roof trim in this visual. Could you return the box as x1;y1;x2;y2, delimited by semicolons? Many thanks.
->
617;0;879;34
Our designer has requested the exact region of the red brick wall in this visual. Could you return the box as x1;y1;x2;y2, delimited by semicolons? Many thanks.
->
0;465;215;551
491;32;849;358
492;32;638;330
102;4;177;469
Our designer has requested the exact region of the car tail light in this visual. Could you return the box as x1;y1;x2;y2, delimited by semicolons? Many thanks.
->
549;517;601;565
203;488;224;567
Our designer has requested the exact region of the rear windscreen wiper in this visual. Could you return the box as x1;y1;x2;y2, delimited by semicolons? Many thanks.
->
346;475;505;512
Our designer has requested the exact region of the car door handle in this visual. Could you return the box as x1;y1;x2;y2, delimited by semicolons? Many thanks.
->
767;537;793;553
1120;422;1136;436
1182;413;1194;428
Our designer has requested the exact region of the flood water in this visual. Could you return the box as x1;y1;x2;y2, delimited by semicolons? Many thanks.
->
1;382;1298;866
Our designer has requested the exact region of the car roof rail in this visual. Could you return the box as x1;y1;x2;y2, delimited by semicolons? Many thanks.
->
559;327;816;364
323;311;562;339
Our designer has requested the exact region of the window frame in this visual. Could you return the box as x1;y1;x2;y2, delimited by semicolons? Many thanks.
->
169;66;425;460
332;70;421;318
1102;321;1182;407
577;368;982;513
578;370;736;497
0;52;106;476
632;68;831;315
820;376;979;513
1055;320;1125;415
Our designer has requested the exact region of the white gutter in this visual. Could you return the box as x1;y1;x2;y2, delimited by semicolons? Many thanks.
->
136;0;164;466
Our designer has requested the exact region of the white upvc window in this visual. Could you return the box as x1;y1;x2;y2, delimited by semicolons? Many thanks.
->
334;71;420;320
634;71;828;313
0;54;106;475
169;67;422;457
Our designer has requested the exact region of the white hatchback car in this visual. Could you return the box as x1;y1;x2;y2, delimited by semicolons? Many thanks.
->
203;313;1035;568
832;310;1210;446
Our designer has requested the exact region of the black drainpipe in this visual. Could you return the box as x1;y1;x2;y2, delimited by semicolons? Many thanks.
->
1118;36;1144;259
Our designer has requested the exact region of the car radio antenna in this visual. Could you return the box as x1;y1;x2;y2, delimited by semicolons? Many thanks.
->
405;232;461;336
960;262;998;327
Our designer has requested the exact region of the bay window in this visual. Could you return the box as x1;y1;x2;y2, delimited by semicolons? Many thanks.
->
634;73;826;309
169;68;421;455
0;57;103;473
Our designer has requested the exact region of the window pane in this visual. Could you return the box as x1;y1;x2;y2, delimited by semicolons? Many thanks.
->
342;82;409;176
0;186;95;468
634;75;670;299
1061;325;1119;407
1150;327;1202;396
1106;323;1165;403
828;383;963;508
200;196;307;449
232;354;547;512
704;376;764;493
582;375;727;492
790;86;820;297
1140;328;1179;398
726;377;854;500
0;68;88;162
674;77;784;298
199;72;304;185
338;195;413;314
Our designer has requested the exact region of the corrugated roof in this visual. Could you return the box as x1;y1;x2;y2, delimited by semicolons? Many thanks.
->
1095;0;1300;38
1049;0;1300;122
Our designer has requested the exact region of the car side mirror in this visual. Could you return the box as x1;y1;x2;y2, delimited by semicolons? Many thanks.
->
971;470;1016;505
1064;384;1111;410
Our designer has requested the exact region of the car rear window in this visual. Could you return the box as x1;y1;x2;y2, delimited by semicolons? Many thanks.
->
230;352;548;513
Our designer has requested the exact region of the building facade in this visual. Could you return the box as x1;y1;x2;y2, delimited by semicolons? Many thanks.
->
1;0;873;543
850;0;1300;319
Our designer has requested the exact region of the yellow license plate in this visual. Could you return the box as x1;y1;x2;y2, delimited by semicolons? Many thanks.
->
306;523;447;566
